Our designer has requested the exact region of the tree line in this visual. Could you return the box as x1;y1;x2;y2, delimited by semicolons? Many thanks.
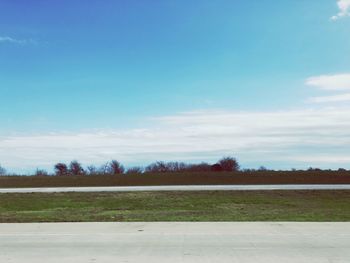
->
0;157;240;176
1;157;348;176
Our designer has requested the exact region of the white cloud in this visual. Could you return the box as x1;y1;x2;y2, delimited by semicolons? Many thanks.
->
308;93;350;103
2;73;350;172
306;73;350;90
1;107;350;172
291;155;350;163
331;0;350;20
0;36;35;45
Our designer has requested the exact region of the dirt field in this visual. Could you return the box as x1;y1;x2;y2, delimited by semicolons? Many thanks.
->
1;171;350;188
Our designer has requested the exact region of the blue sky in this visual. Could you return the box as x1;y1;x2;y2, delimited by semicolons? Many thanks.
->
1;0;350;173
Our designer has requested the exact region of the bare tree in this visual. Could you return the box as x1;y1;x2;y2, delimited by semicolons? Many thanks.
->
165;162;188;172
307;167;321;172
0;165;6;176
35;169;48;176
69;161;85;176
97;162;110;175
218;157;240;172
54;163;68;176
86;165;98;175
109;160;124;175
211;163;223;172
186;162;211;172
145;161;169;173
259;166;268;171
87;163;113;176
125;166;143;174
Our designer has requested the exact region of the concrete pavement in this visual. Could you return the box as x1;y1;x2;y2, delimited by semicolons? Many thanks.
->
0;222;349;262
1;184;350;193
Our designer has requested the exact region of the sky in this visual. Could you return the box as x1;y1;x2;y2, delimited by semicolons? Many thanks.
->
1;0;350;173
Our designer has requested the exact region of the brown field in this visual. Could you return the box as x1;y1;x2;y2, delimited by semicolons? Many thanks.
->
1;171;350;188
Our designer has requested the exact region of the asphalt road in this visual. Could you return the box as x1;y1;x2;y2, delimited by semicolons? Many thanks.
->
0;222;349;263
0;184;350;193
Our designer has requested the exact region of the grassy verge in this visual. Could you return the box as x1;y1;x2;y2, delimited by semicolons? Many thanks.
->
0;190;349;222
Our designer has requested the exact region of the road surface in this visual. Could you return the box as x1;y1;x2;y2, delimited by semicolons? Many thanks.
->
0;222;349;263
0;184;350;193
